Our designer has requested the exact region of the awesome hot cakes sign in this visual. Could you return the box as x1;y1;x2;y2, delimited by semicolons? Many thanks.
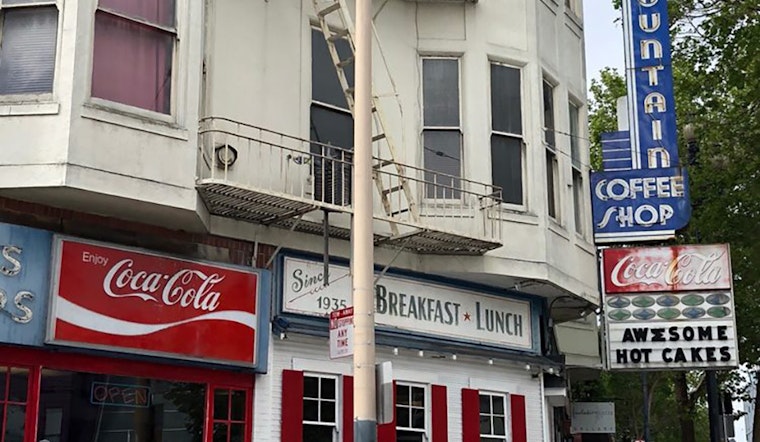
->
282;256;534;351
603;244;738;370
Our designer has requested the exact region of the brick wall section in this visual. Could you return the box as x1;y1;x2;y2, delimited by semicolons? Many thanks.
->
0;197;276;267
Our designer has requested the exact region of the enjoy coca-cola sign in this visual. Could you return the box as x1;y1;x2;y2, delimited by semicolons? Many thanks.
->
603;244;732;294
47;237;270;368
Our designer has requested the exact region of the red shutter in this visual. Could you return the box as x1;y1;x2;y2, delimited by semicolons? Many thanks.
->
461;388;480;442
377;381;396;442
431;385;448;442
343;376;354;442
510;394;527;442
281;370;304;442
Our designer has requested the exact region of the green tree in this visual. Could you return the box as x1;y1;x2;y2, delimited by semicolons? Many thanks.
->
587;68;626;170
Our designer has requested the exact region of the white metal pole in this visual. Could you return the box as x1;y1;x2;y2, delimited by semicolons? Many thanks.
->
353;0;377;439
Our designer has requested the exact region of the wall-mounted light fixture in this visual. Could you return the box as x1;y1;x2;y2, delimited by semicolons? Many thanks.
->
215;144;238;169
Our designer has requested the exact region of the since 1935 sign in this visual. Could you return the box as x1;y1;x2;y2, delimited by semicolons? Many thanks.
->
602;244;737;370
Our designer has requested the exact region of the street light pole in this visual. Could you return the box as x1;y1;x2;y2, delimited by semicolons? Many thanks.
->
352;0;377;440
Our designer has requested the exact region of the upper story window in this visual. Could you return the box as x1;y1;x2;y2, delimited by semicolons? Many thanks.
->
422;57;462;200
303;374;338;442
490;62;524;206
480;392;508;441
91;0;176;114
396;383;427;441
310;27;354;206
0;0;59;96
569;101;585;236
543;79;559;221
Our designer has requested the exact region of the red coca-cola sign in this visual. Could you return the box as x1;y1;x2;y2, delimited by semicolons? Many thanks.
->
603;244;732;294
48;238;268;367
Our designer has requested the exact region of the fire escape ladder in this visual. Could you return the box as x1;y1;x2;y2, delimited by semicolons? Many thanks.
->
313;0;419;237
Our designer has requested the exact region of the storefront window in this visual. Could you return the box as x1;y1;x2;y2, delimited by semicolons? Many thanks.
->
302;375;336;442
211;388;247;442
395;383;426;442
37;370;206;442
1;366;30;442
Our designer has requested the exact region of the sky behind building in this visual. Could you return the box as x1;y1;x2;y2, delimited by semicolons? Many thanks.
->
583;3;625;90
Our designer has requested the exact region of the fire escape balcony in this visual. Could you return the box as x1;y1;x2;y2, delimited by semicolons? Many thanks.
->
196;117;503;255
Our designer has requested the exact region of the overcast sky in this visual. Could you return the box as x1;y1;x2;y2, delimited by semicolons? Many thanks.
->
583;4;626;90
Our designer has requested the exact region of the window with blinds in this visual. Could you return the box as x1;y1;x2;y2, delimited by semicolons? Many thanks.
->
0;0;59;95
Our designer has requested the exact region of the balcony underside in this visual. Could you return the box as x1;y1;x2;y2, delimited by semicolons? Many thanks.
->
198;179;501;255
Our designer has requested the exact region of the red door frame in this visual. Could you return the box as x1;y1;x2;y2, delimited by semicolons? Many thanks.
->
2;346;255;442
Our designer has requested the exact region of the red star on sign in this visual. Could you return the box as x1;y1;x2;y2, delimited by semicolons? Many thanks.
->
463;312;472;321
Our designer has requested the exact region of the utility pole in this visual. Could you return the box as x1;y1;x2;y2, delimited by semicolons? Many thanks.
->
352;0;376;440
706;371;723;442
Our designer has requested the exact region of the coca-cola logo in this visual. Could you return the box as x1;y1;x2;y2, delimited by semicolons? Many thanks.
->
608;248;729;292
103;259;225;312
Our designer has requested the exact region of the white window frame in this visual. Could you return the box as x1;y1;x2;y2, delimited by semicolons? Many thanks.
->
568;100;586;237
543;77;560;223
395;382;429;440
87;0;182;124
421;55;463;203
302;373;339;441
479;391;510;442
489;60;526;211
0;0;62;105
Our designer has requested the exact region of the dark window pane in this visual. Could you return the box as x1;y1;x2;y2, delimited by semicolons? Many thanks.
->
491;134;523;205
92;11;173;113
213;423;228;442
411;408;425;429
396;385;410;406
8;369;28;403
491;64;522;135
310;105;354;150
569;103;580;167
481;438;504;442
573;169;584;234
38;370;206;442
99;0;175;27
493;416;506;435
479;415;491;434
492;396;504;415
547;150;557;218
303;424;334;442
411;387;424;407
311;28;352;109
304;376;319;399
479;394;491;413
320;401;335;423
230;423;245;442
423;130;462;199
5;404;26;442
310;106;354;206
321;378;336;400
214;389;229;420
230;390;245;421
396;407;410;428
423;58;459;127
0;367;6;399
397;430;424;442
303;399;319;422
0;7;58;95
543;80;555;147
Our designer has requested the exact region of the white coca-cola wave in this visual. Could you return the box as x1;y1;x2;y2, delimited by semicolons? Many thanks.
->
55;297;256;337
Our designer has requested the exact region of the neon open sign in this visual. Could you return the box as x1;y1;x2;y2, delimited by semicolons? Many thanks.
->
90;382;151;408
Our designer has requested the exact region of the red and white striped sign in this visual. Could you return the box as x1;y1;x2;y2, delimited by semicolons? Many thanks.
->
48;238;262;367
603;244;732;294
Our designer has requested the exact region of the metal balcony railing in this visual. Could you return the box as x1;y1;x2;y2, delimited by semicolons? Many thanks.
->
196;117;503;254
